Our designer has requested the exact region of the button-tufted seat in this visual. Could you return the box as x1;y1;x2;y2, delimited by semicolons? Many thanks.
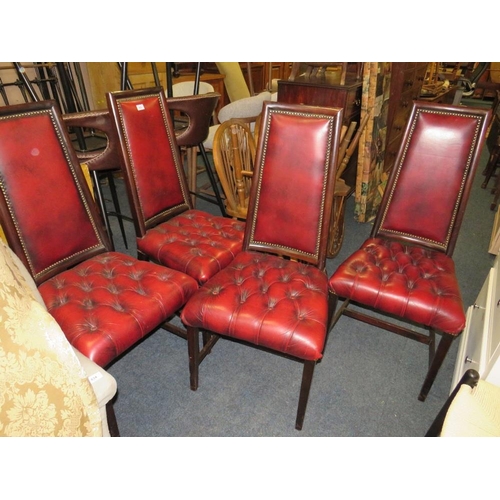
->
106;88;245;287
0;99;198;368
137;209;243;285
332;238;466;334
181;101;344;430
39;252;196;367
328;102;491;401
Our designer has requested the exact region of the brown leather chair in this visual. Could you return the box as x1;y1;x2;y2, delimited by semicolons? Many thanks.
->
0;99;198;368
181;101;344;430
165;92;226;214
328;101;491;401
106;88;245;289
62;109;131;248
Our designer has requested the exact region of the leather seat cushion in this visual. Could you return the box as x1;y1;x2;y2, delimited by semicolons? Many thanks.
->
39;251;198;367
329;237;466;335
181;251;329;361
138;209;245;285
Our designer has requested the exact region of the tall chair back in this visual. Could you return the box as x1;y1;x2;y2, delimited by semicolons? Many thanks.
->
373;102;487;255
0;100;109;284
329;101;491;401
0;99;198;367
107;87;244;286
245;101;339;267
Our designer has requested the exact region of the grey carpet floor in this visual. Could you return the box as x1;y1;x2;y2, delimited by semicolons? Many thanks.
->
103;144;496;437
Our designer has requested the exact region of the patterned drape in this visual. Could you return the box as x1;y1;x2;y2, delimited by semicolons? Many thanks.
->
354;62;392;222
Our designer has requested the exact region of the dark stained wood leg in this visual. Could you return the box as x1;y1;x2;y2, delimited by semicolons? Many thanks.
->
187;326;200;391
295;360;316;431
106;402;120;437
418;333;455;402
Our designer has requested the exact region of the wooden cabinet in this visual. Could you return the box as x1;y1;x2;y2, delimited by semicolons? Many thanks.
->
277;77;362;128
451;255;500;391
384;63;428;174
277;77;362;191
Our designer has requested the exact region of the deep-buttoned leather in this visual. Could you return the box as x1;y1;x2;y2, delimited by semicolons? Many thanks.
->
107;89;245;285
138;209;244;285
329;237;465;334
181;251;330;361
40;251;198;367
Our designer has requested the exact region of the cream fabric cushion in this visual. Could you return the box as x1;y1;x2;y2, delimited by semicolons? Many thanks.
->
0;239;104;436
204;92;276;150
441;380;500;437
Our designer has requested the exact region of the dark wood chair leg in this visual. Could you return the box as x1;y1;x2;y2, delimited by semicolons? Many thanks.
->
295;360;316;431
418;333;455;402
187;326;200;391
106;401;120;437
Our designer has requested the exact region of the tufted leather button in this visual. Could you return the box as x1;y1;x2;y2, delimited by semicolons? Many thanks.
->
181;251;330;361
39;251;198;367
329;237;466;335
138;209;244;285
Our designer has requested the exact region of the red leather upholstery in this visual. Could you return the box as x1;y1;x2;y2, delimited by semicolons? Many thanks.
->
39;251;197;367
0;100;198;368
181;251;330;361
138;209;243;284
0;104;108;283
374;107;487;253
245;111;335;264
181;101;343;430
106;88;244;284
328;101;491;401
330;237;465;334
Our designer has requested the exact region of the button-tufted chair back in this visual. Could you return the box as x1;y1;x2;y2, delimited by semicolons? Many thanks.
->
181;101;344;430
106;88;245;287
329;101;491;402
0;99;199;367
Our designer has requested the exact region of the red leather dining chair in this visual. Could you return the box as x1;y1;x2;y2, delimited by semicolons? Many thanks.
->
106;88;245;289
0;100;199;368
328;101;491;402
181;101;344;430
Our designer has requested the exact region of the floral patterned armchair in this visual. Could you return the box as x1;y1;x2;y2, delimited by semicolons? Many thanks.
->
0;239;118;437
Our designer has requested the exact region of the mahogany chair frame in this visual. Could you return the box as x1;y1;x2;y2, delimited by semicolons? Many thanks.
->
329;101;491;402
181;101;344;430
